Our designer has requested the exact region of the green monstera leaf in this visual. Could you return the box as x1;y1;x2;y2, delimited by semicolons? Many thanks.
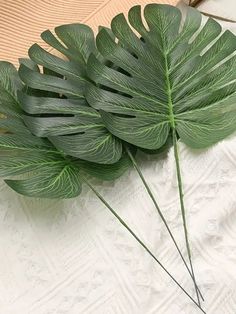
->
86;4;236;305
18;24;123;164
0;142;131;199
0;61;130;198
86;4;236;150
4;154;83;199
0;131;131;198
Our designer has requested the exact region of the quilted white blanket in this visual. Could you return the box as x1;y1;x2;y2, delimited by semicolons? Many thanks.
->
0;136;236;314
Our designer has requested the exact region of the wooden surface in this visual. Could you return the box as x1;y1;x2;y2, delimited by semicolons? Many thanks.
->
0;0;177;66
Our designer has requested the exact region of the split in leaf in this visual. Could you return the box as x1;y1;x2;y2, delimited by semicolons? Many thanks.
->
0;61;129;198
18;24;122;164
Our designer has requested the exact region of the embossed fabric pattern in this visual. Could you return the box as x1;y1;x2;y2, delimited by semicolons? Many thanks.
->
0;138;236;313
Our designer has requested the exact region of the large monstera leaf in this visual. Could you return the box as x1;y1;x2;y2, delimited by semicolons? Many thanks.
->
0;61;131;199
86;4;236;150
18;24;122;164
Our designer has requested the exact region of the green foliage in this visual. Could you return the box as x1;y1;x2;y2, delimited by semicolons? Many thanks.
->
84;6;236;304
5;159;82;199
0;61;131;198
86;4;236;150
18;24;123;164
0;5;234;308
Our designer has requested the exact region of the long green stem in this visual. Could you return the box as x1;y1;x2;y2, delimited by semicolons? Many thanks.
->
163;39;201;305
83;176;206;313
126;147;204;301
172;129;201;306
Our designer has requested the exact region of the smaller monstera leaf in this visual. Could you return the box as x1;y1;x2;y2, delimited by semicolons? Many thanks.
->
18;24;122;164
0;131;130;199
86;4;236;150
0;135;131;199
0;130;82;199
0;64;81;199
0;61;131;199
3;153;82;199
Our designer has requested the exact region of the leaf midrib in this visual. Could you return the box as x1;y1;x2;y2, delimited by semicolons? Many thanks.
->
47;165;70;188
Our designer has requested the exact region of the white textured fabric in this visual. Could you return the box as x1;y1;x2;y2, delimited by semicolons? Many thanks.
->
0;136;236;314
1;2;236;314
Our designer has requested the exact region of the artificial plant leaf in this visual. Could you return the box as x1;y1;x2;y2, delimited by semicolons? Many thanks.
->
19;58;40;72
0;61;23;117
5;163;82;199
19;64;84;98
18;92;122;164
77;151;133;181
18;24;123;164
19;58;62;98
0;153;65;176
86;4;236;150
0;133;59;154
0;131;83;199
0;61;33;136
42;23;96;66
0;131;129;198
29;43;87;81
0;61;131;199
0;63;80;199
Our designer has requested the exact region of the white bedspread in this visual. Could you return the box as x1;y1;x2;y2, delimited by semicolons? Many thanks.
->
0;135;236;314
0;2;236;314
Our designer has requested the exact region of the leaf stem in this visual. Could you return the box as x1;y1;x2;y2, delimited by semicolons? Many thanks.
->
163;37;202;304
126;147;204;301
82;176;206;313
172;128;201;306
